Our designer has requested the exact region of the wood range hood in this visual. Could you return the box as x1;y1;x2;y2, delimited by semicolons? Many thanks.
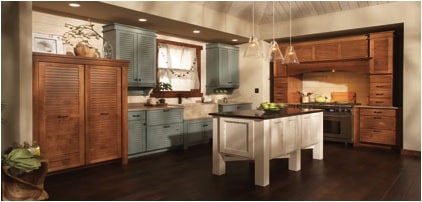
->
278;34;372;76
285;57;371;76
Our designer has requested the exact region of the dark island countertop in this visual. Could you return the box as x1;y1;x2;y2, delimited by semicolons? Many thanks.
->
209;107;323;120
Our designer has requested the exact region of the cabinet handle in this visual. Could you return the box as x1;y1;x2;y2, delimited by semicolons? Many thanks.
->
376;85;386;88
163;109;170;112
373;117;382;119
375;101;384;103
132;115;141;117
163;125;170;128
57;115;69;119
374;111;383;114
375;93;384;96
373;130;382;133
100;112;109;116
203;124;209;127
228;82;233;84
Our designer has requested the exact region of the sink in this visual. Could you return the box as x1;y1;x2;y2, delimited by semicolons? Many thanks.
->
171;103;218;120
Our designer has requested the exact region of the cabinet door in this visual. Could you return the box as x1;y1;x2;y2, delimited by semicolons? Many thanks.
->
147;123;183;150
37;62;85;172
227;48;239;86
218;105;237;112
270;117;298;158
116;30;138;85
128;121;147;155
85;65;122;164
137;33;156;87
301;113;322;148
369;32;393;74
185;119;212;146
128;111;146;155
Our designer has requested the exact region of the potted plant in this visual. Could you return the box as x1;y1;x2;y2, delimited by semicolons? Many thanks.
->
155;82;172;104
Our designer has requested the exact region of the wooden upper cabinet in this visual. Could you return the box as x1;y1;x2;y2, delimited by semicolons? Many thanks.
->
369;31;394;74
85;65;122;164
273;61;287;77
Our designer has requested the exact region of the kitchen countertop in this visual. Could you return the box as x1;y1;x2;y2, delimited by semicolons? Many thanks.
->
217;102;252;106
354;105;399;110
128;103;183;111
209;107;323;120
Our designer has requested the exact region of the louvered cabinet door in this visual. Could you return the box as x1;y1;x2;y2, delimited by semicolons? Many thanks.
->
85;65;122;164
38;62;85;172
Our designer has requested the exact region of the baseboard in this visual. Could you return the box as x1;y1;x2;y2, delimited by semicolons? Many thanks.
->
401;149;421;157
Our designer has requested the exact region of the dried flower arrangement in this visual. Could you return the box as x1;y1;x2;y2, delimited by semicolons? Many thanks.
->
62;22;112;58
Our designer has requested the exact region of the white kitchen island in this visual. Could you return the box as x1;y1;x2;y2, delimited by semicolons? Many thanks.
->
209;107;324;187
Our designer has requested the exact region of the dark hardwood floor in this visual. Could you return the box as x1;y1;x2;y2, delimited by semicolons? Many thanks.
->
44;142;420;201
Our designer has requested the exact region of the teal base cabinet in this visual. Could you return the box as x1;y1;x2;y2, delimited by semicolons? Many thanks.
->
184;118;213;149
128;111;147;156
218;103;252;112
145;108;184;151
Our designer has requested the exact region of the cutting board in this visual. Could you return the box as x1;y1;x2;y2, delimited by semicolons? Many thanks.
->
331;92;356;103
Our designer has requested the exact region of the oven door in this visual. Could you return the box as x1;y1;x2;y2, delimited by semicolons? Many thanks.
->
323;113;353;143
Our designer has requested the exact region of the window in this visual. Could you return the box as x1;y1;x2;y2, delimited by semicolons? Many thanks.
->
151;39;203;98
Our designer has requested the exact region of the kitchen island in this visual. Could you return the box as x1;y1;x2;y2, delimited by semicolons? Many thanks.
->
209;107;324;187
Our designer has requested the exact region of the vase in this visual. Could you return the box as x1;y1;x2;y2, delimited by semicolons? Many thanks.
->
74;42;98;58
103;40;113;59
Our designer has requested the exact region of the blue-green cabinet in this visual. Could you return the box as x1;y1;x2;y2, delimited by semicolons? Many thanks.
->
128;111;147;156
103;23;156;87
184;118;213;149
206;43;239;92
146;108;184;151
218;103;252;112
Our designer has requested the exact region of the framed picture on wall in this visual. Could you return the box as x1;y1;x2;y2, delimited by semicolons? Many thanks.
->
32;33;64;54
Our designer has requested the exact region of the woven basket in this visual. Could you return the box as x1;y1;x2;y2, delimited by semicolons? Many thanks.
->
1;161;49;201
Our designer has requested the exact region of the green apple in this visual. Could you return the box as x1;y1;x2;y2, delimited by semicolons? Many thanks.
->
269;102;277;109
261;102;270;109
278;103;286;108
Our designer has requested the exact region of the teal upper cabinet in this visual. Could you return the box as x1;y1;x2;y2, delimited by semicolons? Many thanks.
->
206;43;239;93
103;23;156;87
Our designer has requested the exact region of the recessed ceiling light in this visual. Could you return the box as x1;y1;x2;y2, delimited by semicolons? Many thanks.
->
232;39;238;42
68;3;80;7
193;30;200;34
138;18;147;22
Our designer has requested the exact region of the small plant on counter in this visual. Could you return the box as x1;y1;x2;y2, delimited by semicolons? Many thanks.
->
155;82;172;104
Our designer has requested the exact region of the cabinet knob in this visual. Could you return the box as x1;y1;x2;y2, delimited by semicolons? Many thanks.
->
100;112;109;116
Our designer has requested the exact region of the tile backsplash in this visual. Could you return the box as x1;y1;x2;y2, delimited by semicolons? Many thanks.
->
302;72;369;104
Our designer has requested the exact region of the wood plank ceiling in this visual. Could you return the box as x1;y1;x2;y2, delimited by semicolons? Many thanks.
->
191;1;392;24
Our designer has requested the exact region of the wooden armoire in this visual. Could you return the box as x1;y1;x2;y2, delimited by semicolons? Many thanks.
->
32;53;128;172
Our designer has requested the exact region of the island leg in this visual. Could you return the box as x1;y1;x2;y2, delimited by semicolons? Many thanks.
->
212;117;225;175
288;149;301;171
313;112;324;160
254;120;270;187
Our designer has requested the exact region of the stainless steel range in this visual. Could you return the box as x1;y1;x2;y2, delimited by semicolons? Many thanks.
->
297;102;356;144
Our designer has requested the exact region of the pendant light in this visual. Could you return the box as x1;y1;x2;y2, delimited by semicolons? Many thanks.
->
244;1;263;58
266;0;284;62
283;1;299;64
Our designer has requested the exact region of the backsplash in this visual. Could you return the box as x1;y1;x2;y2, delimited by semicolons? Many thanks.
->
302;72;369;104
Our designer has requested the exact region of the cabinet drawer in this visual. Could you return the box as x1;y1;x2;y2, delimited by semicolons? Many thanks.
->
360;116;396;130
146;123;183;150
128;122;146;155
370;82;392;90
368;98;393;107
360;129;396;145
360;108;396;116
147;108;183;125
128;111;146;121
370;75;392;83
369;90;392;98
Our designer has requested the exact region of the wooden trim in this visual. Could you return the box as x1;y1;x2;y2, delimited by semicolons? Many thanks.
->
121;64;128;165
152;39;204;98
401;149;421;157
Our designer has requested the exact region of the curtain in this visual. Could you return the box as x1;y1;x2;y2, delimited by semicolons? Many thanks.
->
157;43;199;91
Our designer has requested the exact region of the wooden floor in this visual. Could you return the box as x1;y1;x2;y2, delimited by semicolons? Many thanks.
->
44;142;420;201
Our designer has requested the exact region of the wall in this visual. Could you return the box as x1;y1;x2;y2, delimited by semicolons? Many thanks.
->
1;2;33;152
257;1;421;152
302;72;369;104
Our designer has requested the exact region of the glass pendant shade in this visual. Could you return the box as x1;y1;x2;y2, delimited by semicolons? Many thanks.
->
244;36;263;57
283;45;299;64
266;40;284;61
